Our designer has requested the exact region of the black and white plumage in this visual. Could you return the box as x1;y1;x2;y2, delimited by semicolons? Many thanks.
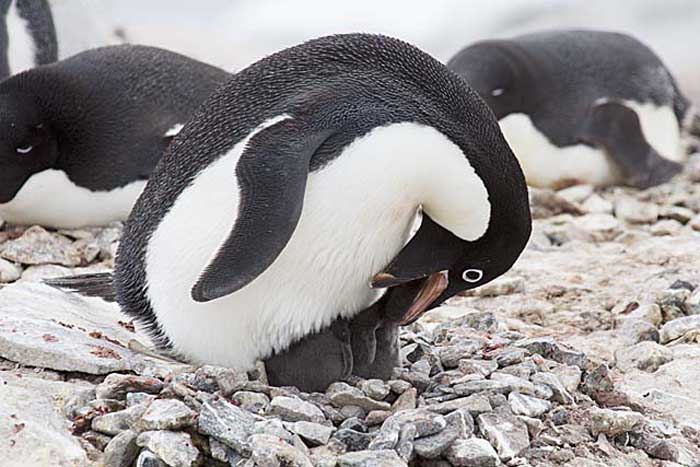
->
0;0;57;79
109;33;531;376
0;44;230;228
448;29;691;189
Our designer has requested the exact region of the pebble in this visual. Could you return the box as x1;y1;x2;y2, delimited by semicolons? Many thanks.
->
391;387;417;412
439;341;480;368
508;392;552;418
92;402;150;436
446;438;501;467
135;450;167;467
426;393;492;416
413;410;471;459
660;315;700;343
453;379;510;396
138;399;196;431
478;411;530;461
589;408;645;437
614;197;659;224
136;430;201;467
387;409;447;438
338;449;407;467
103;430;139;467
581;194;613;214
614;341;673;373
0;226;84;266
0;258;21;283
250;433;313;467
269;396;326;423
286;421;334;446
96;374;164;400
619;318;659;344
530;372;574;404
360;379;390;400
558;184;594;204
515;337;587;369
651;219;683;236
334;428;374;451
197;393;257;455
327;382;392;411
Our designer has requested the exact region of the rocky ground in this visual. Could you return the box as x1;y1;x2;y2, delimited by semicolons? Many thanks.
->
2;159;700;467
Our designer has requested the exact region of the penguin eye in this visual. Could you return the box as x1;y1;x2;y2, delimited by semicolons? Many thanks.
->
462;268;484;283
491;88;505;97
15;145;33;155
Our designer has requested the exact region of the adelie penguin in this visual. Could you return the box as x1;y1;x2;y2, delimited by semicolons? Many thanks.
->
52;34;531;392
0;0;57;79
0;44;229;228
448;30;694;189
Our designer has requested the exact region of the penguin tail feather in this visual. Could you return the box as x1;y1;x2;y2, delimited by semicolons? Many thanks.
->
45;272;116;302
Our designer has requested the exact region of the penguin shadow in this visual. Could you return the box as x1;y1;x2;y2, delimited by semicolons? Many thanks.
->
265;282;424;393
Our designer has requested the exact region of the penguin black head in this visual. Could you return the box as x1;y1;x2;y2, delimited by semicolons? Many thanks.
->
447;40;534;120
0;92;57;202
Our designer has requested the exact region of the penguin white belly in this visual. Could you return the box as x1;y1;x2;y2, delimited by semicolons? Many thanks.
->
0;169;146;228
145;119;490;370
498;113;619;188
499;103;682;188
6;0;37;74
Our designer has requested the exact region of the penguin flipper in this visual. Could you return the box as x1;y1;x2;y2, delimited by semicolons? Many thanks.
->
191;118;333;302
579;101;683;189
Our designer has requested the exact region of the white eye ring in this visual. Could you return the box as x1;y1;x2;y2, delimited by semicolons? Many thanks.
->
462;269;484;283
16;146;33;154
491;88;504;97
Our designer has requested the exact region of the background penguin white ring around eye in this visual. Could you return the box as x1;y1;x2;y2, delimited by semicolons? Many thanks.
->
16;146;33;154
462;268;484;282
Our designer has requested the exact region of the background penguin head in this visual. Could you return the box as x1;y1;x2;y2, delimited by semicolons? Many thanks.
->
0;92;57;202
447;40;534;120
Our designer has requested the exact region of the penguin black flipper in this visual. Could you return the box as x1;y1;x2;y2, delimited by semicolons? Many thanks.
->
45;273;116;302
579;101;683;189
191;117;333;302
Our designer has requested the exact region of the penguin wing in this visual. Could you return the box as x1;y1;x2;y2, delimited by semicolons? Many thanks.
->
191;117;333;302
578;101;682;189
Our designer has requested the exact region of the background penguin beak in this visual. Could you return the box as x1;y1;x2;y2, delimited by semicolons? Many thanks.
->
370;270;450;324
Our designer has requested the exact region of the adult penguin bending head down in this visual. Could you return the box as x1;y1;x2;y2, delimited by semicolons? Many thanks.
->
92;34;530;378
448;30;692;189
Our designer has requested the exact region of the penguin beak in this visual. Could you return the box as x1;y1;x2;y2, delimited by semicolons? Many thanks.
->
370;270;450;325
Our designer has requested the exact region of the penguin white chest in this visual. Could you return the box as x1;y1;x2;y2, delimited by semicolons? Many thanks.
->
0;169;146;228
144;119;490;370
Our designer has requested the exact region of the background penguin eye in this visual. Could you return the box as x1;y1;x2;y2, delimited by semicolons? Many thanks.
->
462;268;484;283
491;88;505;97
15;145;34;155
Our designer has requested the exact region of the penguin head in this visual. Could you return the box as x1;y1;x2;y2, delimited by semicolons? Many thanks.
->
447;40;534;120
0;93;57;202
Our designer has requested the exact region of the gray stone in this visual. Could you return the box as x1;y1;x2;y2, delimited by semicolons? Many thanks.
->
589;408;645;437
0;371;90;467
458;359;499;377
570;213;622;242
138;398;196;431
427;393;492;416
660;315;700;343
391;409;447;438
651;219;683;236
531;372;574;404
619;318;659;344
490;372;537;395
104;430;139;467
269;396;325;423
581;194;613;214
615;341;673;372
136;430;201;467
127;392;158;408
338;449;407;467
391;387;416;412
232;390;270;414
97;374;164;400
136;450;167;467
250;433;313;467
514;337;587;369
360;379;390;400
366;410;391;426
334;428;374;451
439;341;480;368
508;392;552;418
287;421;334;446
0;226;83;266
478;411;530;461
326;382;391;411
558;184;594;204
414;410;470;459
395;424;416;462
389;380;412;394
615;197;659;224
550;364;582;394
0;315;133;374
446;438;500;467
470;276;525;297
0;258;21;283
198;393;257;455
209;438;244;465
625;303;663;326
92;402;150;435
453;379;510;396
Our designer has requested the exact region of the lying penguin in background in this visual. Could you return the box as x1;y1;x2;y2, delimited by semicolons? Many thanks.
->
0;44;229;228
50;33;531;392
0;0;57;79
447;29;693;189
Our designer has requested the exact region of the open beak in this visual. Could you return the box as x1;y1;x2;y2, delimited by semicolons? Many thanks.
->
370;270;450;325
